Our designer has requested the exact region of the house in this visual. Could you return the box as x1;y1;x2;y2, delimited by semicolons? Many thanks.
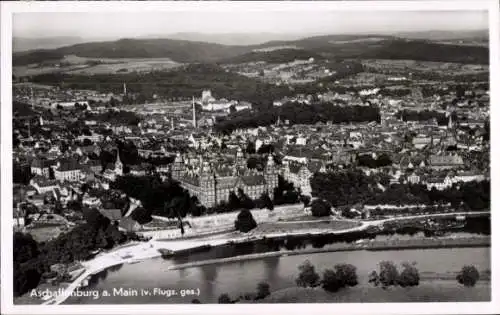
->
129;164;147;176
426;176;453;191
54;159;82;182
452;171;485;183
31;158;56;178
30;176;59;194
428;154;464;170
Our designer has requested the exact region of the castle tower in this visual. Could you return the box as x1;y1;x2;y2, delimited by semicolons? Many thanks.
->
200;161;216;207
123;83;127;95
115;150;123;176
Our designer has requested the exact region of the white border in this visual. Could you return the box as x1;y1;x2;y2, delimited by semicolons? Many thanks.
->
1;1;499;315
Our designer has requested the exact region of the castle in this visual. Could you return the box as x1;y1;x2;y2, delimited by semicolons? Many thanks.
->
170;148;279;208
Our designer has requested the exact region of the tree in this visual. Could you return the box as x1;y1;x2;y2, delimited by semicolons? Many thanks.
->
378;261;399;288
368;270;380;287
300;195;311;207
321;269;341;292
218;293;232;304
310;199;331;217
398;262;420;287
321;264;358;292
296;260;320;288
258;193;274;211
130;207;153;225
334;263;358;287
228;191;241;210
255;281;271;300
457;265;480;287
234;208;257;233
246;141;256;154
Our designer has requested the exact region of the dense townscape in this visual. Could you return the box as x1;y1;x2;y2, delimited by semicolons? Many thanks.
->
11;31;490;304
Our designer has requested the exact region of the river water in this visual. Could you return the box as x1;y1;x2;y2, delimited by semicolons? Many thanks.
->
64;236;490;304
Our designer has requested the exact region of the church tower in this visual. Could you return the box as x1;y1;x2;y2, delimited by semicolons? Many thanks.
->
115;150;123;176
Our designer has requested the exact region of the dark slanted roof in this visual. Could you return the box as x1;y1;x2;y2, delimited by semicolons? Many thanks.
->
57;158;81;172
99;208;123;221
119;216;141;232
288;163;302;174
31;158;56;169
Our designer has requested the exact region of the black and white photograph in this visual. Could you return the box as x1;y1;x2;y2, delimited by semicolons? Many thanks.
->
1;1;499;314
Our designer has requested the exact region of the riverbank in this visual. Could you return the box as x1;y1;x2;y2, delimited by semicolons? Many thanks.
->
168;236;490;270
258;281;491;303
15;211;490;305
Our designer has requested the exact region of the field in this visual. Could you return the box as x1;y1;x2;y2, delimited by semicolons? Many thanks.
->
361;59;488;75
13;54;181;77
260;281;491;303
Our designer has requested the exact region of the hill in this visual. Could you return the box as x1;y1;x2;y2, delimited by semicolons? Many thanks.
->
13;34;490;67
13;38;249;66
13;36;86;52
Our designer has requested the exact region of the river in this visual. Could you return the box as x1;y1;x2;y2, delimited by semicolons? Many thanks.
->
64;234;490;304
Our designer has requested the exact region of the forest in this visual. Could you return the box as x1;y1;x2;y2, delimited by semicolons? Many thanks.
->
215;102;381;133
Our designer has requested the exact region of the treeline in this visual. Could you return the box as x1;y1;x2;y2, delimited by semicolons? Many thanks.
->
359;39;489;65
396;109;448;125
13;208;139;297
215;103;380;133
30;64;291;104
85;110;141;126
368;180;490;210
311;170;490;210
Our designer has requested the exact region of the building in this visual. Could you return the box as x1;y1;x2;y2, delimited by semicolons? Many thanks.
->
283;160;326;196
428;154;464;170
31;158;56;178
30;176;59;194
54;159;82;182
171;149;279;208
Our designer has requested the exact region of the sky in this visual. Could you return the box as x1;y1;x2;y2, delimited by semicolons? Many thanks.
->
13;10;488;39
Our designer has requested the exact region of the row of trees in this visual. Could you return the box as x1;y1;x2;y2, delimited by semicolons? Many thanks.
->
311;170;490;211
356;153;392;168
396;109;448;125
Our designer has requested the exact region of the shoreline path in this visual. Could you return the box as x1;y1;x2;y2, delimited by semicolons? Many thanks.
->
43;210;489;305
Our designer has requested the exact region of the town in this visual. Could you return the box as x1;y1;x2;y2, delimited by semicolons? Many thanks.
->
10;26;491;305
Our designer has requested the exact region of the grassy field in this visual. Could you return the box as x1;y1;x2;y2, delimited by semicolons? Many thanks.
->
260;281;491;303
251;220;361;234
13;55;182;77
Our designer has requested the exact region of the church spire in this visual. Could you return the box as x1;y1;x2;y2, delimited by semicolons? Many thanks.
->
115;149;123;176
